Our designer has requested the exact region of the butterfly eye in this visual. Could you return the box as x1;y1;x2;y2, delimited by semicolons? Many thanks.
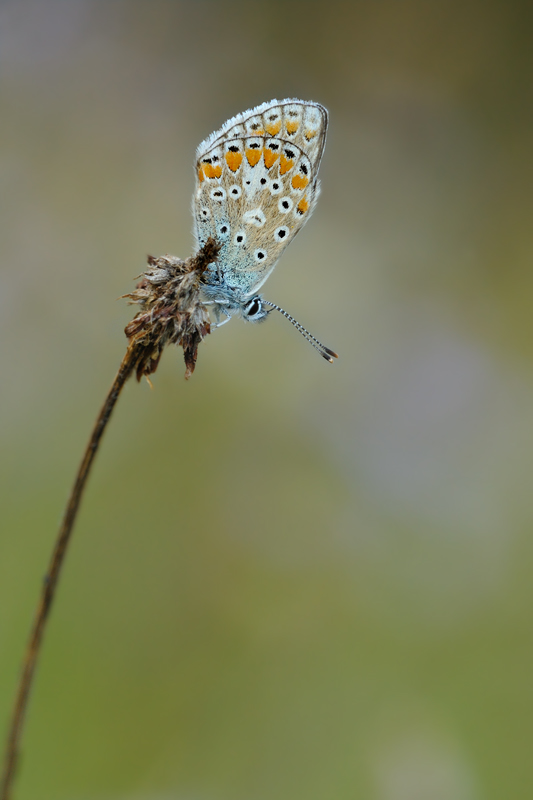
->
245;297;262;317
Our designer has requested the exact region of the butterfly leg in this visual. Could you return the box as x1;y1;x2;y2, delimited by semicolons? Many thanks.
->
207;300;232;328
212;316;231;328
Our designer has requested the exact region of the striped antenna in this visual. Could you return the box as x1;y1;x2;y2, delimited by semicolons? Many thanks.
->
263;300;339;363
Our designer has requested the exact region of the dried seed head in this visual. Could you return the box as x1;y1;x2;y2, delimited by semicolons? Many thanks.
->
123;237;220;380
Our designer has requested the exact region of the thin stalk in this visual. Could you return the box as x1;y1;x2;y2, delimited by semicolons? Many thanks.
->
0;346;136;800
0;239;219;799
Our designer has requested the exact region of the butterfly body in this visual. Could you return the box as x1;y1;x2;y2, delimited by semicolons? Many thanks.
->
193;99;328;326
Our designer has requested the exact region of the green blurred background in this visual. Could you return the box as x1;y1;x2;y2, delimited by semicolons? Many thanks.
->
2;1;533;798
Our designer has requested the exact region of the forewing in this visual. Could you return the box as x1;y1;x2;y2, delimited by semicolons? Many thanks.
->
193;100;328;296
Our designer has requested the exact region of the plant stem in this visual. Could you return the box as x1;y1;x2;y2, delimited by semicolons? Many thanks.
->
1;238;216;799
1;346;136;800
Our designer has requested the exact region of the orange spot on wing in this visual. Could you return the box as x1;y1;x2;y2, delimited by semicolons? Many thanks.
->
286;121;299;134
198;166;205;182
291;174;309;190
297;198;309;215
265;120;281;135
203;164;222;179
225;151;243;172
263;147;279;169
246;148;262;166
279;155;295;174
305;129;317;140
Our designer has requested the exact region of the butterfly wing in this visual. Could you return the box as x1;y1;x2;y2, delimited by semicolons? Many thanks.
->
193;99;328;297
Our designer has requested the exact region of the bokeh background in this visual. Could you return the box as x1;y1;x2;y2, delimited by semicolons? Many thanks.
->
2;1;533;798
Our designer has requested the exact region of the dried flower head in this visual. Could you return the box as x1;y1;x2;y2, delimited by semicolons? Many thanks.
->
123;238;220;380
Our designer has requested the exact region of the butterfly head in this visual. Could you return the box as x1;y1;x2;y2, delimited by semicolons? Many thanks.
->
201;280;270;324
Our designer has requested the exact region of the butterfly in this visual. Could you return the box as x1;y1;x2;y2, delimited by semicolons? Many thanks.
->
193;98;338;362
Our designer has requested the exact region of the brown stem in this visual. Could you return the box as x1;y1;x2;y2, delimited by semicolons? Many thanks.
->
1;346;137;800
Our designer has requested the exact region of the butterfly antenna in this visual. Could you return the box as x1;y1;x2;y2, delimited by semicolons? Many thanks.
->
263;300;339;363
